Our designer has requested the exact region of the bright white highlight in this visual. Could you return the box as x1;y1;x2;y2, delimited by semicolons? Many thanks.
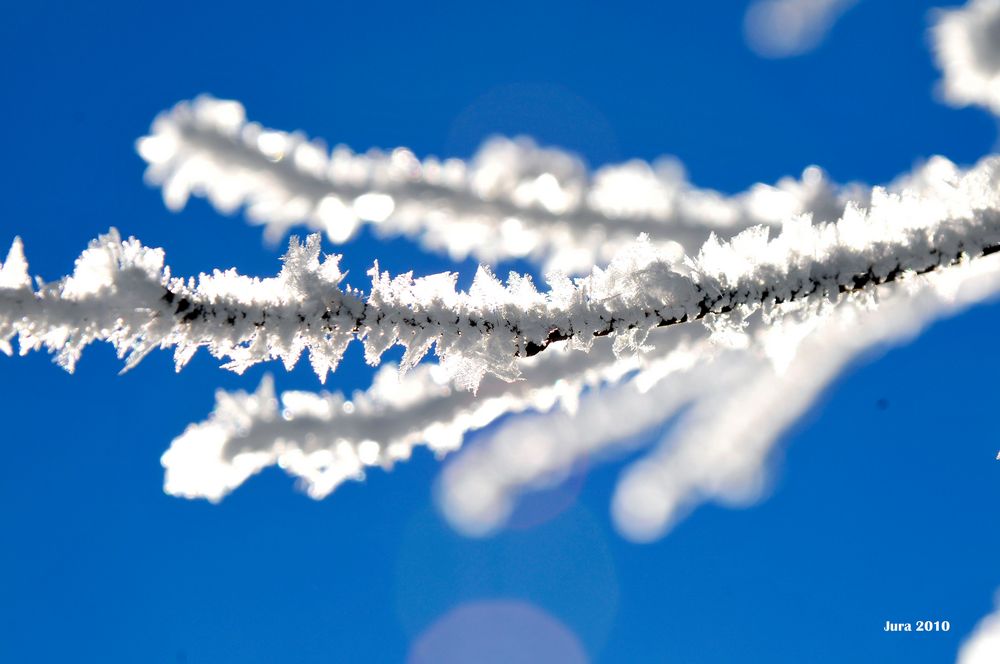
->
933;0;1000;116
744;0;857;58
137;96;864;274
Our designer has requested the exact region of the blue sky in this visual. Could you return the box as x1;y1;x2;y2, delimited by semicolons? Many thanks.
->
1;1;998;662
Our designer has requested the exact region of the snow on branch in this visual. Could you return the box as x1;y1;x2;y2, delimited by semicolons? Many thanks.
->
0;230;366;377
4;153;1000;390
162;330;657;502
933;0;1000;116
137;96;862;274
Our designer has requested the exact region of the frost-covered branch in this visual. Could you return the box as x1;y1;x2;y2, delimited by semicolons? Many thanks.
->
147;151;1000;509
0;231;364;376
137;96;862;274
162;331;655;501
744;0;857;59
162;212;1000;524
5;154;1000;388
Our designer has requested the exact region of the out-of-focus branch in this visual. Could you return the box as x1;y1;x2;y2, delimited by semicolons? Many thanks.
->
137;96;861;274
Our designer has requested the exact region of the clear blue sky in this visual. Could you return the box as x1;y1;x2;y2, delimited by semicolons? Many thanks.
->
1;1;998;662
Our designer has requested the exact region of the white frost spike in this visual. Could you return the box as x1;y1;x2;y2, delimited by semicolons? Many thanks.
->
0;238;31;290
138;95;866;274
0;237;31;356
6;151;1000;387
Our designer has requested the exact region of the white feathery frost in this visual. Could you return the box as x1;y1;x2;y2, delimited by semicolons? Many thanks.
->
4;153;1000;392
162;333;647;502
137;96;864;274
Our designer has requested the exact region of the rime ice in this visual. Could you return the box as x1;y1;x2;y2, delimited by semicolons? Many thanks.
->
5;153;1000;389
